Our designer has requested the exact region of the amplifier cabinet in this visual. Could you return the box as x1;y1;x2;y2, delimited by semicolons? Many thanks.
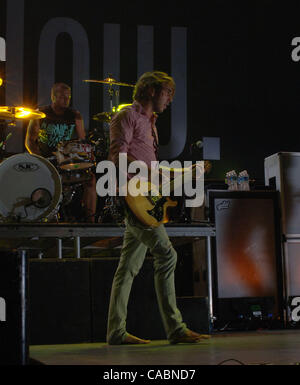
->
265;152;300;237
282;240;300;324
0;251;29;364
29;259;91;345
208;190;284;329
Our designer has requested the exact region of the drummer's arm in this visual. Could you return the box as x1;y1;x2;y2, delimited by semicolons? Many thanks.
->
25;119;41;155
75;111;86;140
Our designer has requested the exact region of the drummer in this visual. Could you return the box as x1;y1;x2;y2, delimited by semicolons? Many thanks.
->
25;82;97;223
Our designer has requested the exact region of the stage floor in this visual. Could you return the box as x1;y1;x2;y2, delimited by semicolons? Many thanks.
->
29;329;300;366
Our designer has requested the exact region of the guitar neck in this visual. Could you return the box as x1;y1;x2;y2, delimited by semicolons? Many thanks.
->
160;169;195;195
158;162;208;195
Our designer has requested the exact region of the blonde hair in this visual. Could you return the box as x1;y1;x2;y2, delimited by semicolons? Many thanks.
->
133;71;175;102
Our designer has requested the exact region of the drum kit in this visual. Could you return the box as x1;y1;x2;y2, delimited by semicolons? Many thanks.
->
0;76;135;223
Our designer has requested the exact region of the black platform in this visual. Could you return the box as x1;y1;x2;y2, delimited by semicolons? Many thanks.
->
0;222;215;364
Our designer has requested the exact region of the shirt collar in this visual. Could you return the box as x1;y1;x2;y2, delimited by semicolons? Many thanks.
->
132;101;157;122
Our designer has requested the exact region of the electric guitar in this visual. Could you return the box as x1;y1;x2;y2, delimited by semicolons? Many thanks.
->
124;161;211;227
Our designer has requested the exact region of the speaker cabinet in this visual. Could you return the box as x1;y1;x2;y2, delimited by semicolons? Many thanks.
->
265;152;300;236
90;257;210;341
208;190;284;329
0;251;29;364
29;255;211;344
29;259;91;345
175;244;194;297
283;241;300;324
283;241;300;299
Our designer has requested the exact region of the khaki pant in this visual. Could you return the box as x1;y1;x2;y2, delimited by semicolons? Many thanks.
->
106;213;187;344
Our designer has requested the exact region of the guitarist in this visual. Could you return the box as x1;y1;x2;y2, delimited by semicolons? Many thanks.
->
106;71;210;345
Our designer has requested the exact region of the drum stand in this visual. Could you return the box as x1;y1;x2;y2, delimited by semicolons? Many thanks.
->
0;120;6;159
107;83;119;113
180;196;192;223
55;236;80;259
59;185;85;223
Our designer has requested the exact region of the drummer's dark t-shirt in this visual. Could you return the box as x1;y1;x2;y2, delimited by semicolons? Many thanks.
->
37;105;78;157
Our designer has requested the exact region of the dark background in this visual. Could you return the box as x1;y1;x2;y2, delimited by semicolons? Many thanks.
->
1;0;300;181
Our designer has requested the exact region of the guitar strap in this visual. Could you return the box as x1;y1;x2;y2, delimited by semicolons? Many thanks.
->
151;123;159;161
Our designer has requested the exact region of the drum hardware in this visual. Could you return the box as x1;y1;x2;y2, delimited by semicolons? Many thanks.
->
59;159;95;171
54;139;95;171
93;111;112;123
30;188;52;209
83;75;135;224
83;77;135;88
0;153;62;222
88;127;109;161
60;168;93;185
92;103;132;123
0;132;12;150
113;103;132;112
61;185;79;207
16;188;54;221
84;75;134;112
59;184;86;223
99;196;125;225
46;150;95;222
91;104;131;163
0;131;12;162
0;106;46;126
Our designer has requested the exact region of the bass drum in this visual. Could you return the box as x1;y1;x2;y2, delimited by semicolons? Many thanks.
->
0;153;62;222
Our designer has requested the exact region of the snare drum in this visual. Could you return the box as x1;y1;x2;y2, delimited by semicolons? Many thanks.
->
55;139;95;171
60;168;93;185
0;153;62;222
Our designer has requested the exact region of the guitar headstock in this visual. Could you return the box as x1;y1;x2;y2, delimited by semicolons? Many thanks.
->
204;160;212;173
192;160;212;177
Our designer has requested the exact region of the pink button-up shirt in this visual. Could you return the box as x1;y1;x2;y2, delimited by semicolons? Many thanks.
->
108;101;158;169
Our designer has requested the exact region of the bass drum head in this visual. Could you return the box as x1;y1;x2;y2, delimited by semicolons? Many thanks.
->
0;153;62;222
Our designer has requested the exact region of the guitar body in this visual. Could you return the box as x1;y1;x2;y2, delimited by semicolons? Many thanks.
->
124;180;178;227
124;161;211;227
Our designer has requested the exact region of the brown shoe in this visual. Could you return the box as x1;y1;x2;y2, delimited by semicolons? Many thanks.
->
122;333;151;345
170;329;211;344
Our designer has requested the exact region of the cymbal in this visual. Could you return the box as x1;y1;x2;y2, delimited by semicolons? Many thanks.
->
0;106;46;120
113;103;132;112
93;103;132;122
93;111;112;122
84;78;135;88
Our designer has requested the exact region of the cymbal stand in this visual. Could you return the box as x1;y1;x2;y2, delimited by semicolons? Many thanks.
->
0;120;12;159
8;107;17;127
106;73;119;112
0;119;5;158
107;84;119;112
103;78;119;134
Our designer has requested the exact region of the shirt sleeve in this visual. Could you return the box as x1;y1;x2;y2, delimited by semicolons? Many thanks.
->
108;109;135;165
